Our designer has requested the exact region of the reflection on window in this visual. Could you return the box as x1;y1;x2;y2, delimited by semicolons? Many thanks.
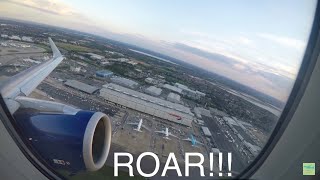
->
0;0;316;179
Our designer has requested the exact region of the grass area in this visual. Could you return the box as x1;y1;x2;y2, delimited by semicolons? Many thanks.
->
7;49;19;52
56;42;99;53
80;58;99;67
59;165;145;180
55;64;70;71
36;43;51;53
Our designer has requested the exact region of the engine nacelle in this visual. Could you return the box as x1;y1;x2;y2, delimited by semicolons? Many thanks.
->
13;109;112;172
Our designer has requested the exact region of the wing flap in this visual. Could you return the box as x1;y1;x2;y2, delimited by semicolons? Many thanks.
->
15;96;79;115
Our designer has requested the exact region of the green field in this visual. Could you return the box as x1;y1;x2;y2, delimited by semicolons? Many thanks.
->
36;43;51;53
56;42;98;53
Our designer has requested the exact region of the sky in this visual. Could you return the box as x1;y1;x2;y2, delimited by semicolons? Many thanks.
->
0;0;317;101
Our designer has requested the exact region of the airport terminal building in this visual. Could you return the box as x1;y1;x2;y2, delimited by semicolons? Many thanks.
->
64;80;99;94
100;83;194;126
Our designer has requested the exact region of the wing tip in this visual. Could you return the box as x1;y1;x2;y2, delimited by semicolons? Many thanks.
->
48;37;62;58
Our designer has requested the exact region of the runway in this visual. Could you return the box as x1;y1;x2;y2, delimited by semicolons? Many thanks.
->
202;116;246;173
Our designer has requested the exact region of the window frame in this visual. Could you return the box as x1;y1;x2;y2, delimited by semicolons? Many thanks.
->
0;2;319;179
237;1;320;178
0;96;66;179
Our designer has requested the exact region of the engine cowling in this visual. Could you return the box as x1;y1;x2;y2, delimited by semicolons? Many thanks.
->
13;109;112;172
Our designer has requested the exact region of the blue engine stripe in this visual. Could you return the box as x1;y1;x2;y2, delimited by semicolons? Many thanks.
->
14;109;95;172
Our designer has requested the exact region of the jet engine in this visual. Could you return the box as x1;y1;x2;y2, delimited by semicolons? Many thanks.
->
13;108;112;172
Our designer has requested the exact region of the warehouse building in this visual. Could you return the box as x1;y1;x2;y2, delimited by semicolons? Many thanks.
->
145;86;162;96
198;119;205;125
201;126;212;137
244;141;261;156
175;83;206;100
64;80;99;94
96;70;113;78
174;83;188;90
111;77;139;89
195;119;205;125
167;92;181;103
194;107;212;118
100;83;194;126
21;36;33;42
194;107;202;119
163;84;182;94
70;66;82;73
86;53;104;60
1;34;8;38
209;107;228;117
9;35;21;41
145;77;158;85
223;116;238;126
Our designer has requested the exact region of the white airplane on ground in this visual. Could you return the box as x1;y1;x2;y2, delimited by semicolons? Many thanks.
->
155;127;179;140
183;134;204;147
127;119;149;132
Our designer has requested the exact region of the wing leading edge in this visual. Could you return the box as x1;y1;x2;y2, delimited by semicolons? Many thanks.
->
0;38;64;114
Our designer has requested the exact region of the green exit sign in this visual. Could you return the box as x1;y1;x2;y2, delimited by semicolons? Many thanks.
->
303;163;315;176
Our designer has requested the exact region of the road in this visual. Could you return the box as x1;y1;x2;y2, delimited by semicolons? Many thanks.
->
202;116;246;173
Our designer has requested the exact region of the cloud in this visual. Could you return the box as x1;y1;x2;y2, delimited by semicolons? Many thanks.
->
233;63;247;71
0;3;296;101
8;0;78;16
237;36;253;46
0;0;106;36
179;30;302;80
167;42;295;101
257;33;306;50
156;42;293;101
88;31;302;101
180;30;255;48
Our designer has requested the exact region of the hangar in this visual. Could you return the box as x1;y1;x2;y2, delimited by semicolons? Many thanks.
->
64;80;99;94
100;83;194;126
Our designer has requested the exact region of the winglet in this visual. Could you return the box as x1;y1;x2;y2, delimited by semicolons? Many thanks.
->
48;37;62;58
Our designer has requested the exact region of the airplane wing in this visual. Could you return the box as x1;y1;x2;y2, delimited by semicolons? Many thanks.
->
0;38;64;114
182;138;191;142
127;122;139;126
195;140;204;145
141;125;150;131
155;130;166;135
168;133;179;139
0;38;114;173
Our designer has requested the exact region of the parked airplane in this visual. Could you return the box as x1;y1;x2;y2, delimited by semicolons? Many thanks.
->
0;38;112;173
183;134;204;146
155;127;179;140
127;119;149;132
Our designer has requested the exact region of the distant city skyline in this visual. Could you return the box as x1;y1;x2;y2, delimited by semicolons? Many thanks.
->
0;0;317;101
